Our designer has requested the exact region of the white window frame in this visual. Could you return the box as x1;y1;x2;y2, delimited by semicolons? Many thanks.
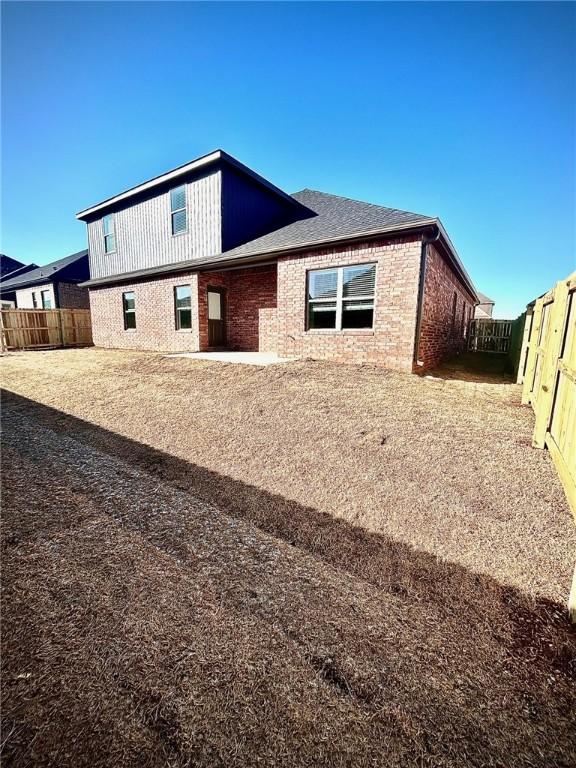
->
103;214;116;254
307;263;376;332
41;289;52;309
170;185;187;236
122;291;136;331
174;284;192;331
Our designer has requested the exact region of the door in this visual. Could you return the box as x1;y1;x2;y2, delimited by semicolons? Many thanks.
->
207;287;226;348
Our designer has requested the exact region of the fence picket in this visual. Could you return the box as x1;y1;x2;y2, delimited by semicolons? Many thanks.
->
520;272;576;622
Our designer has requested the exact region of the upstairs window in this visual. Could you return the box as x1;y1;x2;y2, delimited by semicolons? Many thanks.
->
123;291;136;330
170;185;187;235
103;214;116;253
41;290;52;309
174;285;192;330
307;263;376;331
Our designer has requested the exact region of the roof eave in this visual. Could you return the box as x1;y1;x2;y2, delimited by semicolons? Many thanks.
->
434;219;478;301
80;219;438;288
75;150;306;221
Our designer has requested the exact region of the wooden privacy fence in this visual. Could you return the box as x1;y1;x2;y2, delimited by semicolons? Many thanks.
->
468;319;513;353
518;272;576;620
0;309;93;351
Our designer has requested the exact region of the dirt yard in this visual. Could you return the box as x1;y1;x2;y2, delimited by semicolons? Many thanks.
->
1;348;575;767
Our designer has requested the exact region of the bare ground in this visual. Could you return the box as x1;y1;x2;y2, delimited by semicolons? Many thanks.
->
1;348;575;767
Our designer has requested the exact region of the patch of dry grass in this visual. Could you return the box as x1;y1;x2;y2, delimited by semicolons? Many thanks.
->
1;348;575;767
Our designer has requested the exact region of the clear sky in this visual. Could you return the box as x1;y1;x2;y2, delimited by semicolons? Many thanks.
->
2;1;574;317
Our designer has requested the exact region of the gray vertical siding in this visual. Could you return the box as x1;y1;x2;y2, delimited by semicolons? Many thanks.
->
221;167;303;252
88;171;222;279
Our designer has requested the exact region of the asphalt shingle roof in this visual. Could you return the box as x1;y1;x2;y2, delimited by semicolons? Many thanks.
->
215;189;434;263
0;250;88;290
476;292;494;304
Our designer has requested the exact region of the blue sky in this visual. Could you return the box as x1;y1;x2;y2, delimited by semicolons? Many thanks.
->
2;2;574;317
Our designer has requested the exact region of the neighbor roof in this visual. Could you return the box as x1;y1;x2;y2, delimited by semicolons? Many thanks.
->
0;254;27;278
476;292;494;305
0;250;88;291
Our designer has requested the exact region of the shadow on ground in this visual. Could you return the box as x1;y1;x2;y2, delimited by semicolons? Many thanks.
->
429;351;516;384
2;390;575;768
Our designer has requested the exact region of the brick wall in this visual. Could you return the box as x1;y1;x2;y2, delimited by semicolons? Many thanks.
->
89;271;200;351
275;237;422;372
227;266;277;351
416;244;475;370
88;236;475;370
197;265;277;351
89;264;278;353
259;308;278;353
58;282;90;309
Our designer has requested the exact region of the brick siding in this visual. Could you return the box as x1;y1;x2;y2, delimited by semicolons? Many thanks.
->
416;244;475;370
89;272;200;351
275;237;422;372
88;236;474;372
58;282;90;309
197;264;277;351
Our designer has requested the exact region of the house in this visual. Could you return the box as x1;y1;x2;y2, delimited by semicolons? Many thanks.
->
0;255;39;308
474;292;495;319
77;150;478;372
0;250;90;310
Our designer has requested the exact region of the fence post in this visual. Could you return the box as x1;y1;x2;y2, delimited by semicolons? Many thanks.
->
0;311;6;354
57;309;64;347
532;279;569;448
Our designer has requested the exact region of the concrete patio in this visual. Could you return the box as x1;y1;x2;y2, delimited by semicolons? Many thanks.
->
166;351;298;366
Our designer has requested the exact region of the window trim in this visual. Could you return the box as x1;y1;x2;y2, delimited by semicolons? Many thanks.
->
103;214;116;254
32;292;38;309
122;291;136;331
41;289;52;309
174;284;192;331
306;263;377;332
170;185;188;237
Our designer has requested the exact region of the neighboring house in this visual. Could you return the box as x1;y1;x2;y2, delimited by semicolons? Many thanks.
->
0;250;90;310
474;292;495;319
0;255;39;307
77;149;478;372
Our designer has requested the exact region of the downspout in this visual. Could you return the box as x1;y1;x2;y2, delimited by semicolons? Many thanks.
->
413;225;440;369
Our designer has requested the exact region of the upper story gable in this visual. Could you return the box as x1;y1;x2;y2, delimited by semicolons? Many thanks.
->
77;150;310;281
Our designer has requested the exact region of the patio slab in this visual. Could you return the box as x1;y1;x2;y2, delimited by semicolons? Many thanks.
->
166;351;298;366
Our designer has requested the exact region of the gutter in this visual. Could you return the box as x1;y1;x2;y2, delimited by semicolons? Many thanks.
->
412;226;441;367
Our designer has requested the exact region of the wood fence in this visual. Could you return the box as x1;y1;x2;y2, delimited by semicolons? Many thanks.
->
518;271;576;620
468;318;513;353
0;308;93;351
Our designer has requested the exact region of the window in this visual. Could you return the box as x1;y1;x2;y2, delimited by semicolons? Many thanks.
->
123;291;136;330
41;290;52;309
103;214;116;253
32;292;38;308
307;263;376;331
174;285;192;330
451;292;457;332
170;185;187;235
